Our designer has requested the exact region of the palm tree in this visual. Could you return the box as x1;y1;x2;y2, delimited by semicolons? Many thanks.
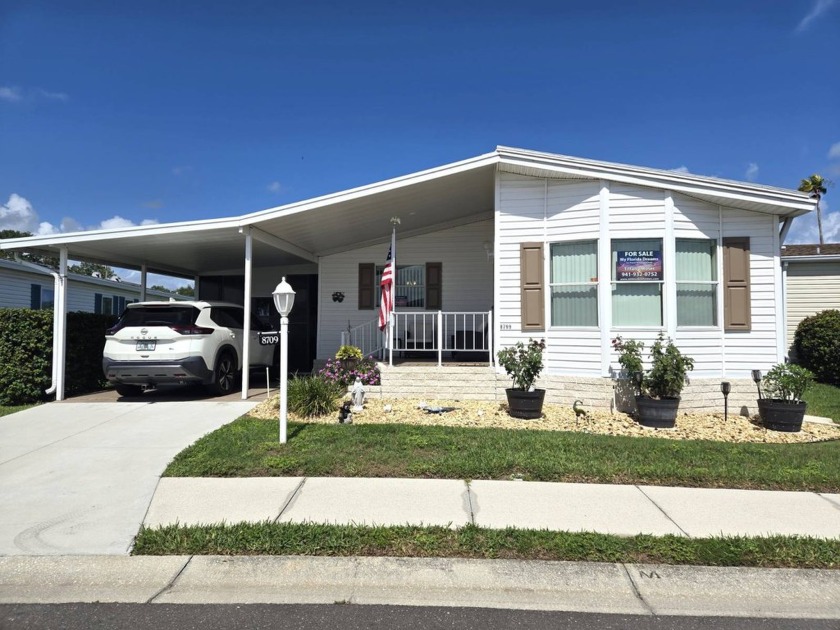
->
798;174;828;245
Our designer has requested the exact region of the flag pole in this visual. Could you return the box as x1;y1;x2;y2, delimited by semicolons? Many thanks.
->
388;217;400;366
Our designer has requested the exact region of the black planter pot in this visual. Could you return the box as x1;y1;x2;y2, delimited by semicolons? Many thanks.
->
505;388;546;419
757;399;806;432
635;395;680;428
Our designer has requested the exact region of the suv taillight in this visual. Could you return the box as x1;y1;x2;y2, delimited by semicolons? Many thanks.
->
169;324;215;335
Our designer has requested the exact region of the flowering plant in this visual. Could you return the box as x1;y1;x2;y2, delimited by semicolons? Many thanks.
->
319;356;381;387
612;334;694;399
496;338;545;391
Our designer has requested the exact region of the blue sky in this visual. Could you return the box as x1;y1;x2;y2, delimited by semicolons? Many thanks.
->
1;0;839;286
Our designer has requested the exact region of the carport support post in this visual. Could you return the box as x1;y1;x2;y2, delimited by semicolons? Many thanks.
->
241;228;253;400
55;247;68;401
140;264;147;301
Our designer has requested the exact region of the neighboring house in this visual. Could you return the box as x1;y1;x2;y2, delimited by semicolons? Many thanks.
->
0;258;185;313
781;244;840;356
0;146;815;409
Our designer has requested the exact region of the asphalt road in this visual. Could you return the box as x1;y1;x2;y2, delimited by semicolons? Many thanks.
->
2;605;838;630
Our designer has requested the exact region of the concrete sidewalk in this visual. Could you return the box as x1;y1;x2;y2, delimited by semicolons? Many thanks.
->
145;477;840;539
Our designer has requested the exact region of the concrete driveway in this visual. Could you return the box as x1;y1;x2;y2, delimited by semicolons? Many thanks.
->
0;397;258;556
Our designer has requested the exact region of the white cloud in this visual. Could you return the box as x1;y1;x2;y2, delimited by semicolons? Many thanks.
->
38;89;68;101
1;194;160;236
0;86;68;104
670;166;690;174
828;141;840;159
796;0;837;32
745;162;759;182
267;181;283;193
0;86;22;102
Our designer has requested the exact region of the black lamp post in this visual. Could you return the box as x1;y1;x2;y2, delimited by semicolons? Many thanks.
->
720;381;731;421
751;369;763;399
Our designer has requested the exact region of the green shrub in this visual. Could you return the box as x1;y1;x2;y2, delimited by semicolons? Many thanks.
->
0;308;116;405
288;374;344;418
794;309;840;386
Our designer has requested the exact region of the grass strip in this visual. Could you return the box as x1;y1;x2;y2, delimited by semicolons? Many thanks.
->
164;417;840;492
0;404;35;418
133;522;840;569
804;382;840;424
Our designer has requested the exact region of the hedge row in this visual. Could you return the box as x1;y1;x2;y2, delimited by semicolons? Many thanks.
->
0;308;116;405
794;309;840;386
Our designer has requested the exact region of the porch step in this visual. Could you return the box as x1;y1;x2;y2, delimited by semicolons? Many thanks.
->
378;365;503;401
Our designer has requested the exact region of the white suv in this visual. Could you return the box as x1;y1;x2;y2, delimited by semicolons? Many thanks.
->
102;301;275;397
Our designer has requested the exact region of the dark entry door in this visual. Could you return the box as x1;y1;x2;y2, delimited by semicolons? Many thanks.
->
199;273;318;374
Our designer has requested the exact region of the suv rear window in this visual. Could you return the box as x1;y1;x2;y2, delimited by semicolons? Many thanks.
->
120;306;200;327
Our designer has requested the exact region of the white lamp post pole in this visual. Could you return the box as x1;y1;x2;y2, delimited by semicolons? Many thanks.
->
272;277;295;444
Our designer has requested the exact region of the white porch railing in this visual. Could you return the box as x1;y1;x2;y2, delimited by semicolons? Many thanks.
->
389;310;493;367
340;320;384;358
341;310;494;366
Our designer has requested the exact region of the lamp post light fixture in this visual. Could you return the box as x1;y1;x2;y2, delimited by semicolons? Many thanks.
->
751;369;763;399
720;381;731;421
272;277;296;444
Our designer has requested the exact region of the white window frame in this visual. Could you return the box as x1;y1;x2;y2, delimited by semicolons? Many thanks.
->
549;240;599;328
675;237;719;329
611;238;664;329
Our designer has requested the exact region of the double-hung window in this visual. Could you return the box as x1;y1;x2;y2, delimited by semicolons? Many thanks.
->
676;238;717;326
611;239;663;327
376;264;426;308
550;241;598;326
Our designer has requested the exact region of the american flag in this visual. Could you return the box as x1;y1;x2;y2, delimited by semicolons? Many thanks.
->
378;242;393;331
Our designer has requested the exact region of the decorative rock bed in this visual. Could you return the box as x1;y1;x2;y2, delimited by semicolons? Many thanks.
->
248;397;840;445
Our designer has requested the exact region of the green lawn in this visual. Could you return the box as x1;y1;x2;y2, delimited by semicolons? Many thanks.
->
133;522;840;569
0;404;35;418
165;416;840;492
804;382;840;423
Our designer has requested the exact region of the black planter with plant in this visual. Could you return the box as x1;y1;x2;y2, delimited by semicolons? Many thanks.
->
756;363;814;432
613;334;695;428
497;339;546;419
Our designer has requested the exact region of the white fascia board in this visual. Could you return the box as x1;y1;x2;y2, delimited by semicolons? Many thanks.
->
781;255;840;262
0;217;242;251
496;147;814;215
238;152;500;225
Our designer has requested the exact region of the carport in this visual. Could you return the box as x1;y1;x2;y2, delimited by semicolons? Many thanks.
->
0;151;498;400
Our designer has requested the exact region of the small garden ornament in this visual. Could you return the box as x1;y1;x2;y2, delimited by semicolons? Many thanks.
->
351;378;366;411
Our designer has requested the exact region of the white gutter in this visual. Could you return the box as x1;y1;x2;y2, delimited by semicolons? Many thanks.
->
781;255;840;262
14;254;63;396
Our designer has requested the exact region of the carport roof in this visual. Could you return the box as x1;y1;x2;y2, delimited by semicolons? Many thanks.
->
1;146;814;276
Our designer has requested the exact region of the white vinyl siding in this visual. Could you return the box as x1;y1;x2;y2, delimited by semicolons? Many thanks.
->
498;174;602;374
498;173;786;378
785;261;840;354
317;219;494;359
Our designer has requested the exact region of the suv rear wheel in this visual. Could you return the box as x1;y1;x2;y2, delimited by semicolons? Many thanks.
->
208;351;238;396
115;383;143;397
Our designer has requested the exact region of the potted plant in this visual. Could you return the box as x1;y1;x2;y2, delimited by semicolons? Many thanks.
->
335;344;363;371
757;363;814;432
497;338;546;419
613;334;695;428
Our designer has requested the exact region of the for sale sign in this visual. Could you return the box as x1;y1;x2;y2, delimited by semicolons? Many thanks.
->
616;251;662;281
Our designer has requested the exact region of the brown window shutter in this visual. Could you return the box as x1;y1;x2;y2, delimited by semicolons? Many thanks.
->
723;237;751;331
426;262;442;310
520;242;545;331
358;263;374;309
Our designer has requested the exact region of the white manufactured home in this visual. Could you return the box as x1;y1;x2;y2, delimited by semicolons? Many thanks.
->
0;258;185;313
781;244;840;356
0;147;815;411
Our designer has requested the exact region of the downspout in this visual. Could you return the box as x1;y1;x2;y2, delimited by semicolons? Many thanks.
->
15;254;61;395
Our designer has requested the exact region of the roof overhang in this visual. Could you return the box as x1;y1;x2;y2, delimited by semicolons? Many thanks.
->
0;147;813;275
